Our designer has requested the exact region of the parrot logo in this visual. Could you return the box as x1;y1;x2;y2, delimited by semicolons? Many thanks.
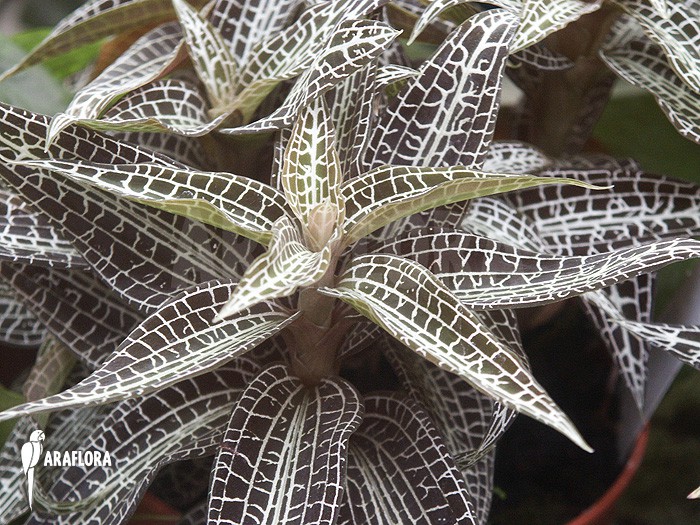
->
21;430;45;510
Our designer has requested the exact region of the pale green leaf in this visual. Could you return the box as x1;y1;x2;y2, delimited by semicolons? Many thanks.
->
173;0;238;111
340;166;603;245
282;97;344;247
216;217;332;320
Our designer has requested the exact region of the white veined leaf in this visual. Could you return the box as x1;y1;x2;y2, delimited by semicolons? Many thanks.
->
481;141;551;173
46;21;185;146
0;283;46;348
173;0;239;111
0;188;86;269
211;0;301;64
32;360;260;524
0;103;246;313
582;284;652;410
236;0;388;88
377;231;700;309
340;165;603;245
327;61;380;178
0;417;35;523
408;0;480;46
0;281;298;423
281;96;344;241
367;9;518;170
215;217;332;320
13;158;291;245
222;18;399;132
72;79;229;136
601;31;700;145
320;253;592;451
408;0;601;53
462;195;654;411
511;0;603;53
23;337;77;428
504;167;700;255
611;319;700;370
338;394;478;525
613;0;700;93
384;332;517;468
208;364;363;525
0;265;142;368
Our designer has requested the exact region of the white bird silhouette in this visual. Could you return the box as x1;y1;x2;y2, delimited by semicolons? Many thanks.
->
21;430;44;510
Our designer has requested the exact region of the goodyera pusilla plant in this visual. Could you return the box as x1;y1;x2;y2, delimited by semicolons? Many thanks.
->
0;0;699;523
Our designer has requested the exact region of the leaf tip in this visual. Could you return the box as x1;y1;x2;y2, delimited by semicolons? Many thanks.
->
46;113;74;150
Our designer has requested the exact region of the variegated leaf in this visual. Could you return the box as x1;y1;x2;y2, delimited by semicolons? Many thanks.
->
281;97;343;237
236;0;388;88
14;158;290;245
216;218;331;320
461;452;495;525
388;0;453;46
1;390;113;523
0;104;242;313
0;189;86;269
0;265;140;368
376;201;473;243
0;0;207;81
614;0;700;92
341;166;600;245
327;62;377;178
210;0;300;63
338;394;478;525
376;231;700;309
462;196;653;409
28;360;260;525
602;31;700;145
0;283;46;348
509;42;575;71
223;19;399;132
582;284;652;409
0;280;297;422
407;0;474;46
173;0;238;111
511;0;603;53
321;254;591;451
367;10;517;170
47;22;185;145
374;64;418;98
77;79;227;136
611;319;700;370
113;131;209;169
461;196;544;250
383;332;516;467
481;141;551;174
505;167;700;254
208;364;363;525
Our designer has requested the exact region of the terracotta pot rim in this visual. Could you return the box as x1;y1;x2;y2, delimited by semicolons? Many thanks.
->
566;424;650;525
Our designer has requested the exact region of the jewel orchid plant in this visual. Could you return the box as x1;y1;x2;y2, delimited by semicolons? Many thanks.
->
0;0;699;524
